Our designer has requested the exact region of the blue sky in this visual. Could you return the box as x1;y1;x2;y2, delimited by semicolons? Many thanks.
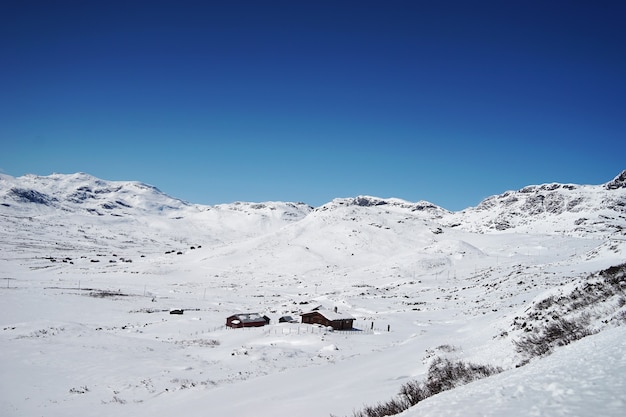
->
2;1;625;210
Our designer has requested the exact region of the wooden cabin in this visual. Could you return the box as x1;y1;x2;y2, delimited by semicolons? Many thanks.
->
300;307;354;330
226;313;269;328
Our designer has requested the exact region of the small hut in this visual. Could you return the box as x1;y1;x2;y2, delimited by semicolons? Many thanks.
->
279;315;298;323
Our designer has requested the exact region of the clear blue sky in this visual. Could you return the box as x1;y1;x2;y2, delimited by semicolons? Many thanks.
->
2;1;625;210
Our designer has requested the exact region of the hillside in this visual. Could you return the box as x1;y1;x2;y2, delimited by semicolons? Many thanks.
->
445;171;626;237
1;171;625;417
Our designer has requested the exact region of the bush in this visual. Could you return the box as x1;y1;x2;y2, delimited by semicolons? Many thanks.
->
514;315;594;360
601;263;626;286
346;358;502;417
423;358;503;394
513;263;626;364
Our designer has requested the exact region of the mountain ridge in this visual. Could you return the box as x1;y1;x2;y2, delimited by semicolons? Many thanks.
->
446;170;626;236
2;170;624;239
2;170;624;209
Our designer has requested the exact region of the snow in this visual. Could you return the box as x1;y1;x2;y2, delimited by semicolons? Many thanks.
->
403;326;626;417
1;172;625;417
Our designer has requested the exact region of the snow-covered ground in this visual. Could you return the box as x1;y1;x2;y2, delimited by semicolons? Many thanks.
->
1;172;625;416
404;325;626;417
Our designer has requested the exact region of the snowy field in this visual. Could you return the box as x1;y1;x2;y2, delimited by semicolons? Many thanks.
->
1;172;625;416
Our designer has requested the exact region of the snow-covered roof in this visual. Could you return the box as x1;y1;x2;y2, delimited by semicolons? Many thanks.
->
228;313;266;323
302;308;354;321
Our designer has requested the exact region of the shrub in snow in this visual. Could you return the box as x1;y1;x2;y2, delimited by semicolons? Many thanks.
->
513;263;626;364
344;358;502;417
69;386;89;394
514;316;594;360
424;358;503;393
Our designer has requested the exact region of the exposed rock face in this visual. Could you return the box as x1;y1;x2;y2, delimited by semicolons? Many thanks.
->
443;171;626;236
7;188;56;205
606;170;626;190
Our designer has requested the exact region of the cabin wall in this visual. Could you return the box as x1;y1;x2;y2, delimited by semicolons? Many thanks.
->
301;312;354;330
301;312;330;327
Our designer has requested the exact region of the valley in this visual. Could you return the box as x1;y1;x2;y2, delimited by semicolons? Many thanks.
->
1;171;625;416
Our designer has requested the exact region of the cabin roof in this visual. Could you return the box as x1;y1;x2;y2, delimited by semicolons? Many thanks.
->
301;308;354;321
228;313;266;323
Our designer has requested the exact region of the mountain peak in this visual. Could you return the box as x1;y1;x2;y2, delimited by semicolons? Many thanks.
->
315;196;448;219
605;169;626;190
351;195;393;207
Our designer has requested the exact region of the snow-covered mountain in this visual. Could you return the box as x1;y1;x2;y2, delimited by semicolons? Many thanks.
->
0;172;190;214
446;170;626;237
0;171;313;222
0;172;313;259
3;170;624;239
1;171;625;417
